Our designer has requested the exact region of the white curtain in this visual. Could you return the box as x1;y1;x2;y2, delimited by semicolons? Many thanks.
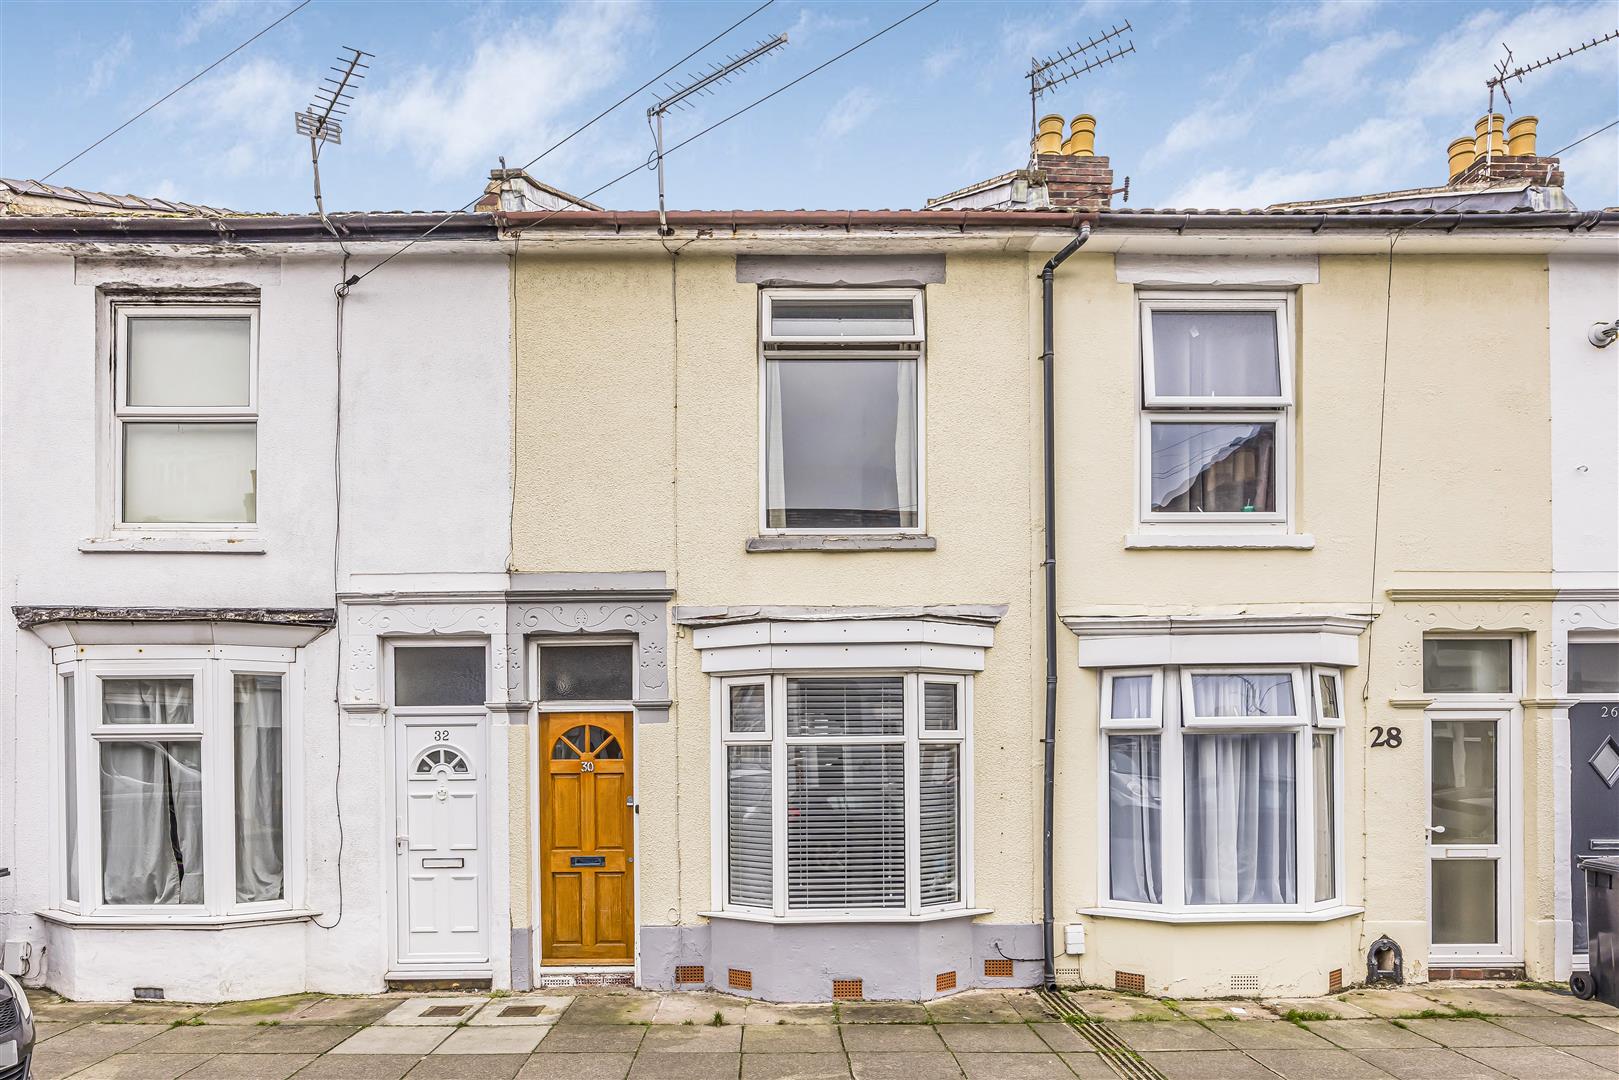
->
1111;675;1155;720
1108;736;1162;903
1190;673;1294;718
100;740;204;905
63;676;79;903
764;360;787;526
235;674;285;903
1183;732;1296;904
1312;734;1335;902
892;359;918;525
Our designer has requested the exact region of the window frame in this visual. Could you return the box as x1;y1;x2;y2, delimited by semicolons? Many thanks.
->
1096;665;1346;919
1100;668;1164;732
534;636;635;708
111;301;261;533
1567;632;1619;699
52;645;301;921
1311;666;1346;729
1421;634;1519;700
715;669;971;920
1179;666;1308;730
1136;291;1295;531
757;287;927;537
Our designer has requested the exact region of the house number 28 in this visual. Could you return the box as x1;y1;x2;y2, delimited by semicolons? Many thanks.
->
1370;726;1403;748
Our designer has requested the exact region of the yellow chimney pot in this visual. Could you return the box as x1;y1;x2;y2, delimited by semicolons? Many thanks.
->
1506;115;1538;157
1035;113;1065;155
1473;113;1505;158
1065;113;1097;156
1447;137;1477;180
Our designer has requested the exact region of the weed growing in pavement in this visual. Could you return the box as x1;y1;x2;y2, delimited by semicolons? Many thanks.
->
682;1019;695;1026
170;1017;205;1028
709;1011;727;1027
1284;1009;1333;1024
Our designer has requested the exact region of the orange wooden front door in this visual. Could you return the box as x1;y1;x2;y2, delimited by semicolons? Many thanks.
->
540;712;634;964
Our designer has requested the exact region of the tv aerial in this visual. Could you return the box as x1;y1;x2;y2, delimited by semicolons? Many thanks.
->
1026;22;1135;149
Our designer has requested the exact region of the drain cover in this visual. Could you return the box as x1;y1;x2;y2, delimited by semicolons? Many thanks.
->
422;1004;471;1017
500;1005;545;1017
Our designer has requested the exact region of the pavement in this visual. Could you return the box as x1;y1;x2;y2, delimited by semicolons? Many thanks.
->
22;981;1618;1080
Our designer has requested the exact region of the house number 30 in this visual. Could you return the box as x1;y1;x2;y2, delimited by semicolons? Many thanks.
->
581;761;596;773
1370;726;1403;748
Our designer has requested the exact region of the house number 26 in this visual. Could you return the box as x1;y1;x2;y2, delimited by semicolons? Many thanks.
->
1370;726;1403;748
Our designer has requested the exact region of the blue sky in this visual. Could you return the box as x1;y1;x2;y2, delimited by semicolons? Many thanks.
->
4;1;1616;213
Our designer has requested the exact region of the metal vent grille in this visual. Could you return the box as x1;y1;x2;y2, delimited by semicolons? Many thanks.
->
1115;970;1146;993
832;978;863;1000
1328;968;1343;994
984;958;1014;979
936;970;957;992
674;965;705;985
0;1000;14;1028
729;968;753;991
1230;974;1262;994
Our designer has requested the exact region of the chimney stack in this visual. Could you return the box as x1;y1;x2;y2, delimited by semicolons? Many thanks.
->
1034;112;1114;210
1447;112;1562;188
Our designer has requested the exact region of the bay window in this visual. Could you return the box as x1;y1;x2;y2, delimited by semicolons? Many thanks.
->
719;672;967;916
760;289;924;533
53;647;297;918
1138;294;1293;527
1100;665;1344;916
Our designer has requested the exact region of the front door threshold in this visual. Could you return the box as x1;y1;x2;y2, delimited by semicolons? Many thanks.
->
386;969;494;992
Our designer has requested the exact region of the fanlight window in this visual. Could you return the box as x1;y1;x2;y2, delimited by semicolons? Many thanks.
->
551;724;623;761
415;746;471;776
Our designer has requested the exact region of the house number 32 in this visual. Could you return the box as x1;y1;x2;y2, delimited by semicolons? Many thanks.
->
1370;726;1403;748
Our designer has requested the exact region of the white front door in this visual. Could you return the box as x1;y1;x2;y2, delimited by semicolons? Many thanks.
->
1427;709;1516;961
395;717;488;966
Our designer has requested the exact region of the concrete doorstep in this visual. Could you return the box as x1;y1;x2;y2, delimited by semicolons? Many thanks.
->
22;983;1617;1080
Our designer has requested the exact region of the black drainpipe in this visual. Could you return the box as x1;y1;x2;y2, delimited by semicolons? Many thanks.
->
1041;222;1092;989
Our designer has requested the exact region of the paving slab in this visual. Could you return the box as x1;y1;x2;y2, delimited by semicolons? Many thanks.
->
177;1053;317;1079
403;1053;528;1078
245;1026;360;1055
516;1053;634;1079
625;1051;742;1079
532;1024;647;1054
30;1047;117;1080
837;1024;944;1052
560;995;661;1026
835;1003;928;1025
98;1005;208;1025
71;1054;215;1078
955;1053;1075;1079
1111;1020;1232;1051
738;1052;852;1079
1307;1020;1439;1050
846;1053;962;1080
281;1055;422;1079
639;1025;743;1053
137;1026;264;1054
203;996;328;1026
1142;1049;1280;1079
1457;1044;1619;1079
1007;993;1059;1021
1586;1015;1619;1033
1211;1021;1333;1049
35;1021;85;1043
1057;1053;1120;1080
1399;1018;1533;1047
925;991;1025;1024
1489;1014;1619;1044
1174;1001;1277;1022
1496;988;1617;1017
1064;990;1176;1021
652;994;749;1027
1351;1047;1508;1079
740;1025;843;1052
331;1029;450;1055
293;1000;407;1027
935;1023;1047;1053
1245;1047;1396;1079
468;994;572;1026
1336;990;1451;1018
1267;997;1374;1020
1563;1044;1619;1069
431;1027;547;1054
31;1001;120;1024
375;998;489;1027
44;1023;170;1055
739;1003;838;1026
1029;1022;1092;1051
1413;987;1553;1016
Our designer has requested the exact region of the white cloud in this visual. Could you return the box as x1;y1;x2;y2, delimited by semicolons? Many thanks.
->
1559;124;1619;209
1266;1;1382;38
85;33;134;96
819;86;879;140
1278;29;1410;100
362;2;649;181
1143;104;1254;167
786;7;867;48
176;0;272;47
923;44;963;80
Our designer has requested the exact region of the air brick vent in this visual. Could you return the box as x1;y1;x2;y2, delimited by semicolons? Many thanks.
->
984;958;1014;979
674;965;705;985
1230;974;1262;994
728;968;753;991
1328;968;1343;994
936;970;957;992
1115;971;1146;994
832;978;863;1000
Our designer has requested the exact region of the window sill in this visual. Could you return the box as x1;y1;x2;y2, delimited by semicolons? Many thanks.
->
746;534;937;553
1124;533;1315;551
700;907;990;925
37;907;316;930
80;535;267;554
1078;904;1362;925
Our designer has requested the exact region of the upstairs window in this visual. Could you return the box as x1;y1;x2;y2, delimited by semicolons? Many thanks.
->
760;289;923;533
114;303;258;527
1138;294;1293;527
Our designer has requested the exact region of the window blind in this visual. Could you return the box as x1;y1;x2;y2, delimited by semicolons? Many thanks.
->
919;745;959;906
786;744;905;909
923;682;957;731
726;746;772;907
786;677;904;737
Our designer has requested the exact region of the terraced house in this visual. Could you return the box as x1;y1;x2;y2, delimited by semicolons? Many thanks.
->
0;114;1614;1005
